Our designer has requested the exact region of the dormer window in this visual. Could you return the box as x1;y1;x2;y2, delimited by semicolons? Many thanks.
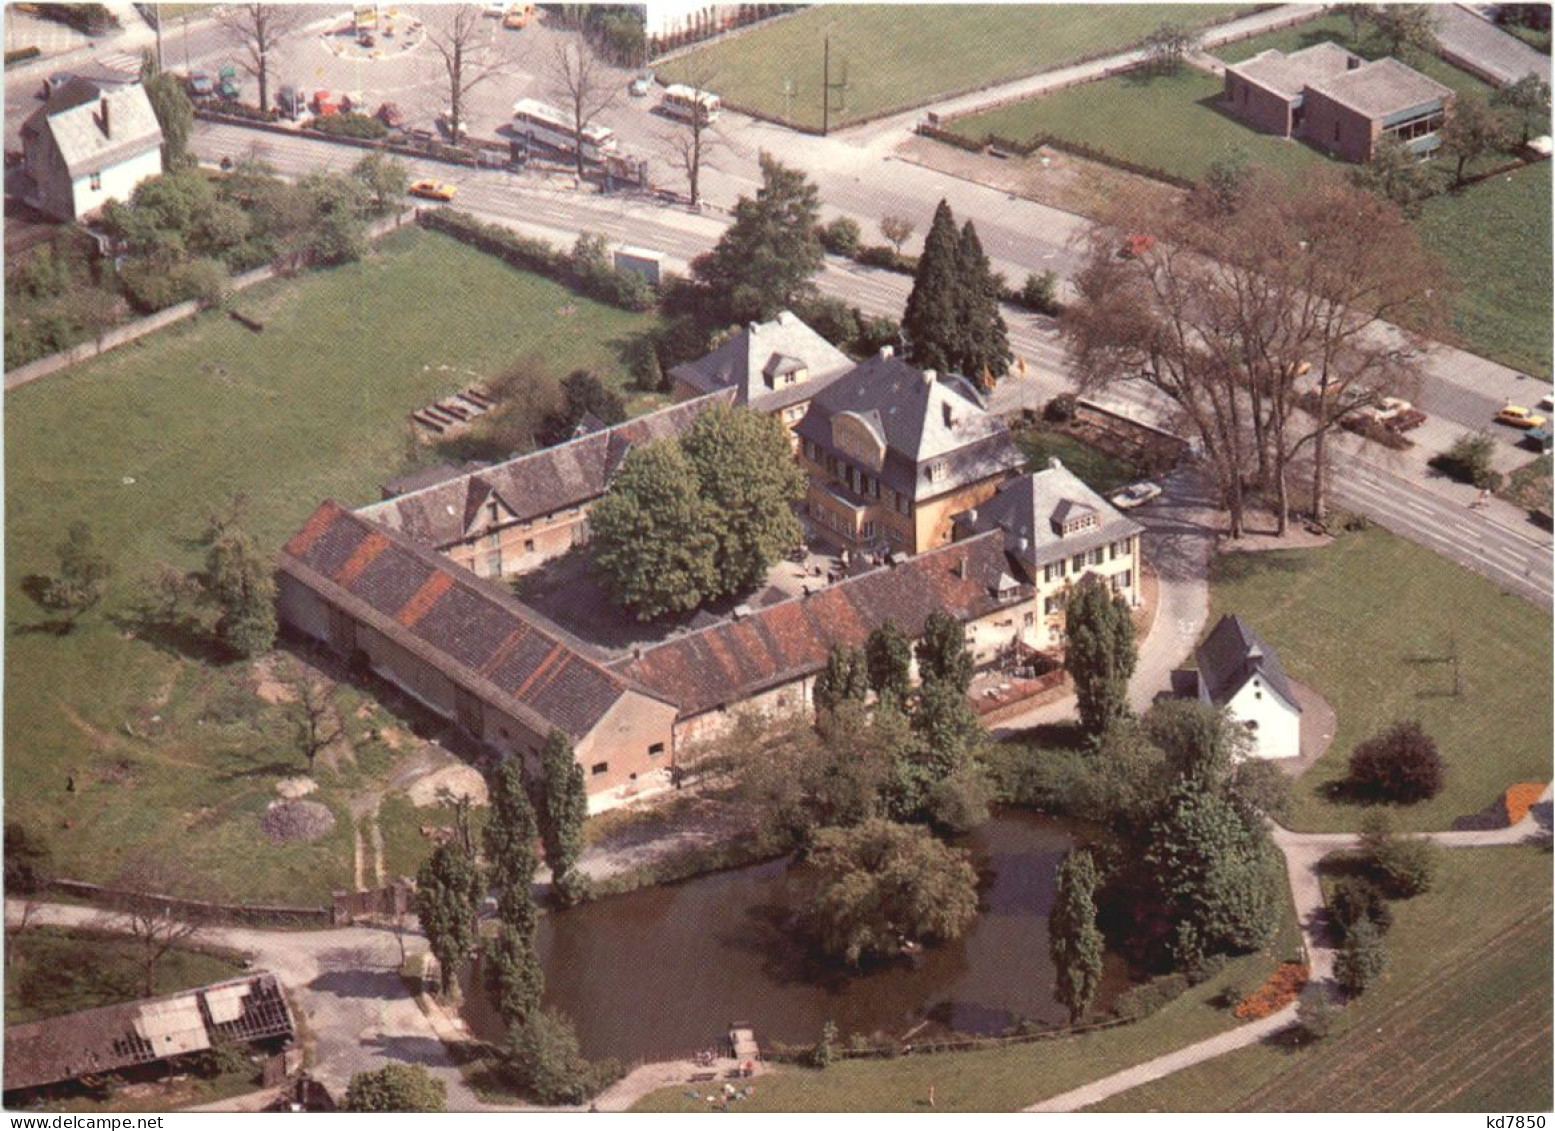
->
1051;499;1098;536
927;460;948;483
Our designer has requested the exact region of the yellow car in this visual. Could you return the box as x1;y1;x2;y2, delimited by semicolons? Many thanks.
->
1495;404;1547;429
408;179;457;202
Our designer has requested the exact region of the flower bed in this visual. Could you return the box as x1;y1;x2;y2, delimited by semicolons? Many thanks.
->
1233;962;1308;1021
1503;782;1544;826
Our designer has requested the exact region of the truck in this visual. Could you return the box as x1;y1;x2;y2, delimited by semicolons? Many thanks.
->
613;246;664;287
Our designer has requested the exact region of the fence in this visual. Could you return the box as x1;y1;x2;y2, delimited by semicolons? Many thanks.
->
4;208;414;392
764;1013;1138;1064
46;878;333;928
331;879;416;926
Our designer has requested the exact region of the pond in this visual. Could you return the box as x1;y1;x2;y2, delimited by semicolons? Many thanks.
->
464;809;1128;1063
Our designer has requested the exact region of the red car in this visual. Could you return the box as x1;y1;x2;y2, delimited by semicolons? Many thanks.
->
376;102;406;129
312;90;339;116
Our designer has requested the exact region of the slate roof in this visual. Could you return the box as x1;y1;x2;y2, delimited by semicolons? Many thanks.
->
951;461;1143;571
357;391;732;549
21;80;162;179
1195;614;1301;711
610;530;1027;717
794;354;1024;501
668;310;855;412
1226;42;1360;99
4;974;292;1094
280;502;664;740
1306;55;1453;118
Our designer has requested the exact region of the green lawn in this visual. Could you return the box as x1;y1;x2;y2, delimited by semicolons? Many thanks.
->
6;927;248;1024
632;877;1303;1112
1416;164;1554;379
3;227;659;903
658;4;1249;131
1207;528;1553;832
952;67;1339;184
1014;426;1142;495
1091;846;1553;1112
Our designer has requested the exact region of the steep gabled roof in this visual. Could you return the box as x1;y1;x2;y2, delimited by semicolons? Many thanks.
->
1195;614;1301;711
280;502;670;740
610;530;1026;718
953;461;1143;570
357;390;732;548
22;80;162;179
668;310;854;411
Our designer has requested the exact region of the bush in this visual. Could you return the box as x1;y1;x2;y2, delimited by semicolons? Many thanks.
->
1014;270;1062;315
1348;719;1445;804
205;98;281;123
1359;812;1440;898
502;1008;620;1105
1043;393;1079;423
855;244;913;272
1111;972;1191;1021
1184;951;1226;987
309;112;388;140
1327;875;1393;942
344;1063;446;1112
817;216;862;257
809;1019;840;1068
5;46;42;65
120;255;227;313
1334;917;1387;996
1430;433;1499;489
1295;990;1337;1042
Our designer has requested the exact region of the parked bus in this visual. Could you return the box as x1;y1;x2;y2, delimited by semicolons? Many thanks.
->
511;98;618;162
660;84;721;124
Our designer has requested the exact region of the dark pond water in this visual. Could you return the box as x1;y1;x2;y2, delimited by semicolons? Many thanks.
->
464;809;1128;1063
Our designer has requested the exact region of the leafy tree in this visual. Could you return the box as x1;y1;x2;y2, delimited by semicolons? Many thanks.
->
924;760;994;833
415;837;483;997
1049;848;1105;1023
865;620;913;706
1328;875;1393;943
901;199;963;374
914;610;974;694
540;730;590;907
3;824;52;896
1440;94;1513;186
485;757;539;924
1359;812;1439;898
690;152;823;324
29;522;111;631
1296;989;1337;1041
503;1008;615;1105
1073;719;1170;832
1350;134;1434;215
1064;575;1137;738
202;514;275;657
1348;719;1445;803
1367;4;1440;60
485;921;546;1029
1144;781;1279;967
878;213;914;255
1191;146;1253;219
954;220;1011;388
1334;915;1388;996
344;1063;447;1112
542;369;626;445
801;819;979;965
1143;21;1202;74
1143;699;1250;786
589;441;718;619
910;680;983;782
1493;74;1551;147
1227;757;1291;824
681;404;807;596
813;644;869;715
352;151;409;213
144;72;194;168
818;216;862;256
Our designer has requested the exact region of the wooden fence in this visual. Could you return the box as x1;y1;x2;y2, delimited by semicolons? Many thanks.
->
47;878;332;928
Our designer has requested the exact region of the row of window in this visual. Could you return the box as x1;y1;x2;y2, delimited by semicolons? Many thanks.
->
586;741;665;777
1042;570;1132;614
803;439;919;515
1040;539;1131;583
1383;110;1445;144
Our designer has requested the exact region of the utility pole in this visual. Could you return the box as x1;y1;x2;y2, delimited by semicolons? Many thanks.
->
154;3;164;75
822;33;829;136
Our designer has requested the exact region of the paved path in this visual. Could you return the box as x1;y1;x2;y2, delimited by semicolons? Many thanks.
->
1025;785;1554;1112
1435;4;1549;86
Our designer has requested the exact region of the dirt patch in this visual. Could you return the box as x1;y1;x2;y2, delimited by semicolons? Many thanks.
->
379;725;407;751
261;799;337;843
406;763;488;808
1281;678;1339;780
252;656;298;705
276;776;318;800
1213;506;1334;554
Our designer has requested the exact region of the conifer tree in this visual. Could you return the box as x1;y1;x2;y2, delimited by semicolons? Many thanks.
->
1049;848;1105;1024
1064;574;1138;738
813;644;869;715
864;620;913;706
539;730;591;907
483;757;544;1026
901;199;963;374
954;220;1012;389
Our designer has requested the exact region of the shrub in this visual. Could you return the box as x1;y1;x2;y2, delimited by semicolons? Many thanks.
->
309;111;388;140
120;255;228;313
1016;270;1062;315
205;98;280;123
1334;917;1387;996
809;1019;840;1068
1348;719;1445;804
1430;433;1499;488
1359;812;1440;898
1043;393;1079;423
1184;951;1226;987
817;216;862;257
1327;876;1393;942
344;1063;446;1112
856;244;912;272
502;1008;620;1105
1111;972;1190;1021
1295;990;1337;1042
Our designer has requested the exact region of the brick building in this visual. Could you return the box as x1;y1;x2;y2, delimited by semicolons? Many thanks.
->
1223;43;1455;162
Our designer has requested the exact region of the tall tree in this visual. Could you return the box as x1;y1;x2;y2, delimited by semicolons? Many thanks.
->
143;71;193;168
954;221;1012;389
426;4;516;144
909;680;983;783
681;404;807;596
1064;575;1138;738
484;757;539;926
202;514;275;657
864;620;913;706
659;61;723;206
107;852;212;996
589;441;718;620
29;521;111;632
1492;73;1551;147
1367;4;1440;60
547;38;619;180
690;152;824;324
1440;93;1513;185
214;3;305;112
1049;848;1105;1024
1334;915;1388;996
914;610;974;695
1143;21;1202;74
878;213;915;256
415;838;483;998
540;730;590;907
813;644;869;715
901;199;963;374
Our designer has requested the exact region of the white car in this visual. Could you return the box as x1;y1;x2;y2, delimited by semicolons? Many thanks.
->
1110;481;1163;509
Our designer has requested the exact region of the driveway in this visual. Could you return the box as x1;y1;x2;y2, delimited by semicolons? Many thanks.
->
1434;5;1549;85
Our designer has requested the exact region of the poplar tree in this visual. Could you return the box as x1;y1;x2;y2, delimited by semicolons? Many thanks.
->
902;199;964;374
540;730;591;907
954;220;1012;389
914;611;974;695
415;838;483;998
864;620;913;706
1064;574;1138;738
483;757;544;1026
813;644;869;715
1049;848;1105;1024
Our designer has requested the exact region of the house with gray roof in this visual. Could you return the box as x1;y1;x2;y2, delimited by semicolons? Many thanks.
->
20;78;163;220
1193;614;1303;760
952;458;1144;646
794;346;1025;555
668;309;855;430
1223;43;1454;162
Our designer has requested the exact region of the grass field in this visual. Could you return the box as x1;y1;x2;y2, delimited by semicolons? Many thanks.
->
1091;846;1553;1112
1207;528;1552;833
1416;164;1554;379
632;879;1302;1112
3;228;658;903
658;5;1245;131
6;927;248;1024
1014;426;1142;495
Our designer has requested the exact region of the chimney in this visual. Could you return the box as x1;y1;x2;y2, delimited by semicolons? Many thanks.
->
922;368;937;388
1047;457;1064;471
99;95;110;137
777;310;795;326
748;321;760;335
877;344;894;360
1017;535;1030;554
953;556;968;580
801;584;811;598
965;507;978;525
942;402;954;428
1347;54;1361;70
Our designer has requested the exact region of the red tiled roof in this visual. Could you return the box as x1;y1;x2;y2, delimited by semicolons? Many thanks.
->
611;531;1022;717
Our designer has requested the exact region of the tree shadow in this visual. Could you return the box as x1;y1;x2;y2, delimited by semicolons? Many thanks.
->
107;607;234;666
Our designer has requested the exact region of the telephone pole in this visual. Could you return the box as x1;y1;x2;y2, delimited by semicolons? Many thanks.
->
822;33;830;136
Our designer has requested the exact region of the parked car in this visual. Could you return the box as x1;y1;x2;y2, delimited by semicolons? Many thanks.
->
408;179;457;201
1109;481;1163;509
1118;233;1155;259
277;84;306;120
186;71;215;99
376;101;406;129
1538;394;1555;414
217;65;240;100
312;90;340;116
629;72;654;97
503;4;535;29
1524;425;1553;454
1496;404;1547;429
437;111;469;138
484;2;506;15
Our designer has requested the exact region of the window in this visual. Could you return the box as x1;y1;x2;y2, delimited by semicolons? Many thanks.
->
591;762;609;776
1044;595;1063;615
1043;562;1059;584
1384;109;1445;144
1024;612;1035;626
89;171;102;191
1332;120;1341;143
1109;541;1118;561
895;493;909;516
1072;554;1085;572
524;539;535;553
862;520;876;540
928;460;947;483
1111;570;1131;591
1089;547;1105;566
648;742;665;757
803;440;815;460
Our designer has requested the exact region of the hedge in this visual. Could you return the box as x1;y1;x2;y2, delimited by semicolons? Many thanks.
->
5;46;42;67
